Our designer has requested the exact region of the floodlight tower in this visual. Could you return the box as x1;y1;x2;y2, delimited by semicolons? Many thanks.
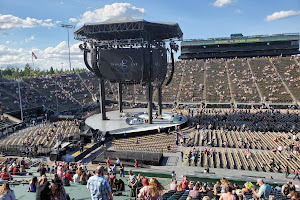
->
61;24;75;72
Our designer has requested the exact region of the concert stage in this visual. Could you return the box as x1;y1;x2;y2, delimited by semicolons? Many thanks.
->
85;108;187;136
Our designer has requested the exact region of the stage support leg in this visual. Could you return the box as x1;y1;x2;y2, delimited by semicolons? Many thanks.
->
99;79;107;120
118;83;123;112
148;82;153;124
158;86;162;116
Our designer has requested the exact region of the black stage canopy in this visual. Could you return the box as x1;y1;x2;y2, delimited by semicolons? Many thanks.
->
74;18;183;41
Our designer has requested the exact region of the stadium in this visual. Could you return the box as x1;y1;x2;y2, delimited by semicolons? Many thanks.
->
0;2;300;200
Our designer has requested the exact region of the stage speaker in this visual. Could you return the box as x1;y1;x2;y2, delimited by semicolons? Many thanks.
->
50;151;58;161
50;151;62;161
60;148;67;155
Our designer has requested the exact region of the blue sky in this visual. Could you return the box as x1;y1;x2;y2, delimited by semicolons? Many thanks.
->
0;0;299;70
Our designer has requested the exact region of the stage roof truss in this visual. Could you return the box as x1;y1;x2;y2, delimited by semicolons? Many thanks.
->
74;19;183;43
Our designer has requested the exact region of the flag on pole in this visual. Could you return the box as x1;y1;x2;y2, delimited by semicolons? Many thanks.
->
32;52;37;59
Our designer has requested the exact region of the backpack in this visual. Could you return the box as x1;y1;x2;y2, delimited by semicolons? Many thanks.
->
283;186;289;195
62;176;70;186
80;178;87;185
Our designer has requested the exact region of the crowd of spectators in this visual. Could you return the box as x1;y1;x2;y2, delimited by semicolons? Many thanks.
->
160;62;183;102
0;157;28;181
249;57;293;103
166;176;300;200
29;159;168;200
205;59;231;103
227;59;260;103
171;106;300;173
0;72;94;114
0;154;298;200
271;57;300;101
1;119;81;154
179;60;205;102
185;107;299;133
1;57;299;115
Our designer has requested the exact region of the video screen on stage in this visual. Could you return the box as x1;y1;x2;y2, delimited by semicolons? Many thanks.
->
151;48;167;82
99;49;145;82
99;48;167;83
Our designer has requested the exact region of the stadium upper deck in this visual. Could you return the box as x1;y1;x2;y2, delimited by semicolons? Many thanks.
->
180;33;300;59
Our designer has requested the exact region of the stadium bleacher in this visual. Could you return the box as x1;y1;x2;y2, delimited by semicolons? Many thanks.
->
227;59;261;103
0;56;299;199
0;56;299;114
179;60;205;102
248;58;293;103
179;107;300;175
159;62;184;103
0;120;80;155
112;132;176;153
205;59;231;103
272;57;300;101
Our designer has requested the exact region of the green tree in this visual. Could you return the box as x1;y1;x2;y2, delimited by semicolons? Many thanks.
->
38;71;46;76
3;66;14;77
19;69;25;77
49;66;54;74
24;63;31;77
12;71;20;79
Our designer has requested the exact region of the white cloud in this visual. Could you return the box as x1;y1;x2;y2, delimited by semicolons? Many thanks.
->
25;35;35;43
0;42;84;70
69;18;78;23
0;14;57;30
77;3;145;26
266;10;300;21
213;0;232;7
235;9;242;14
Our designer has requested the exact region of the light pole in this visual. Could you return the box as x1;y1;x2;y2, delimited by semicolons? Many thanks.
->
0;67;2;83
17;79;24;122
61;24;75;72
55;76;59;114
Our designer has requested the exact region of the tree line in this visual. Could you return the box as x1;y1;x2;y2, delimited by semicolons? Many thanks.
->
0;64;86;79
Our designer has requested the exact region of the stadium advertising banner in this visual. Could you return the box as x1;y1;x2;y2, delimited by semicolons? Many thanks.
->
214;38;260;44
182;35;300;47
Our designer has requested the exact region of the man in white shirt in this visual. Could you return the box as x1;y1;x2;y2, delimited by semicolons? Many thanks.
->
81;163;87;171
170;180;178;191
252;179;271;200
73;172;80;183
115;157;120;166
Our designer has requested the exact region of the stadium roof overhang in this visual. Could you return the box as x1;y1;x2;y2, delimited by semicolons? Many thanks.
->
182;33;300;47
74;18;183;42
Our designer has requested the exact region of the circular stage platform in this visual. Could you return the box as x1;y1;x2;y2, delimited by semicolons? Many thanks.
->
85;108;187;136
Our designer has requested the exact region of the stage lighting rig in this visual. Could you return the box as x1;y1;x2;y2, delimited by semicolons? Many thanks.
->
74;19;182;123
165;40;179;86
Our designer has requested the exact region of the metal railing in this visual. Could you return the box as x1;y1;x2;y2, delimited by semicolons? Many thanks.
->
0;145;52;156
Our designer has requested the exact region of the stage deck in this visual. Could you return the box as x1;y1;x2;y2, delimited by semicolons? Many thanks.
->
85;108;187;135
